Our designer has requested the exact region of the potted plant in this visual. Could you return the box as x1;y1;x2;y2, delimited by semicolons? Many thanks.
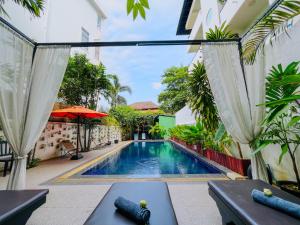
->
254;62;300;197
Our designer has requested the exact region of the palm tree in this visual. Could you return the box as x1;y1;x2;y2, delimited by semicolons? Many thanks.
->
108;74;132;108
187;23;237;131
188;62;219;131
0;0;44;17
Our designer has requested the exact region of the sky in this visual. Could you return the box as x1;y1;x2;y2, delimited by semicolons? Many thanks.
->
99;0;194;107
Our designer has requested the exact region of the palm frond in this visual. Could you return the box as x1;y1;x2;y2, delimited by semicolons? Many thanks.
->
242;0;300;64
206;22;239;40
120;86;132;94
0;0;44;17
116;95;127;105
188;62;219;131
263;61;300;122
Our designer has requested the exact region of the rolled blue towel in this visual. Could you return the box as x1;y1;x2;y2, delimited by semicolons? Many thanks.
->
114;197;151;223
251;189;300;219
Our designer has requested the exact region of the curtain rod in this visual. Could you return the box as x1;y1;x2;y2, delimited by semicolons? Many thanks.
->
0;15;240;47
242;0;285;39
0;16;36;45
36;39;241;47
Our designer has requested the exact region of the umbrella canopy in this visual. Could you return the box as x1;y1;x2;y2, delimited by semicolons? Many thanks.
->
50;106;108;160
51;106;108;119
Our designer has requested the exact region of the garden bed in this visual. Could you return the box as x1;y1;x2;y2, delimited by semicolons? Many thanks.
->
204;149;250;176
171;138;250;176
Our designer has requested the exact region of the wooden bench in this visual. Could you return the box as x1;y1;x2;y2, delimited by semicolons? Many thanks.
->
0;141;13;177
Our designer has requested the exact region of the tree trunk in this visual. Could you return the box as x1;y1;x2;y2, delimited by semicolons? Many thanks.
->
87;123;93;151
236;142;243;159
83;120;87;151
290;152;300;190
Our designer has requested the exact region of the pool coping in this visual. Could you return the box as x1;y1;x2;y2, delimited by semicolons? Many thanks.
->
44;140;236;185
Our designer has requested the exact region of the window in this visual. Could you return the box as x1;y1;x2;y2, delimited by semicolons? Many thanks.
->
81;27;89;52
81;27;89;42
97;16;101;30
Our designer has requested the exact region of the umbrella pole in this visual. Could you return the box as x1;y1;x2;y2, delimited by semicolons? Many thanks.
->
71;116;83;160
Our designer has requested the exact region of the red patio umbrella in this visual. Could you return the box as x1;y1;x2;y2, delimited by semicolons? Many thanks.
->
51;106;108;160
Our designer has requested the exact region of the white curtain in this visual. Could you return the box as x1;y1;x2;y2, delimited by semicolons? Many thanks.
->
0;22;70;190
202;43;269;181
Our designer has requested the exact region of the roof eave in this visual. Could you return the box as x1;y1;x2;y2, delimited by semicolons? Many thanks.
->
176;0;193;35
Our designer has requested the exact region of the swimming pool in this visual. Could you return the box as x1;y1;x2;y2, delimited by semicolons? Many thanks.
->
82;141;221;178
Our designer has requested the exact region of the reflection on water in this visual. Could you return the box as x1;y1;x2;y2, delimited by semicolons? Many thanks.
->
83;142;220;177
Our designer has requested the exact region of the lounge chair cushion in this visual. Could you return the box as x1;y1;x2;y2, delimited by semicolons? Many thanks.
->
208;180;300;225
84;182;178;225
0;189;49;225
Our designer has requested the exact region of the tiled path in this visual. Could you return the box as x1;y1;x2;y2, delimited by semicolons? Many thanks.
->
0;142;222;225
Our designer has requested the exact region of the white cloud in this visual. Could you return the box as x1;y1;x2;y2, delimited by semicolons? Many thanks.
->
152;82;162;90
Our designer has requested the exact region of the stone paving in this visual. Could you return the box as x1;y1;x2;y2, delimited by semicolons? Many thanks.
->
0;142;222;225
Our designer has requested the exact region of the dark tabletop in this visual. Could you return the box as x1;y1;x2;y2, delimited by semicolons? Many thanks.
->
84;182;178;225
0;189;49;223
208;180;300;225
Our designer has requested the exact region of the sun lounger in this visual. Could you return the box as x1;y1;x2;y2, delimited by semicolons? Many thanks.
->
208;180;300;225
60;140;77;158
84;182;178;225
0;189;49;225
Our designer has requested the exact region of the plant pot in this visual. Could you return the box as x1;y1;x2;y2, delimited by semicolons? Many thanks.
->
277;181;300;198
196;144;203;155
204;149;251;176
186;144;194;150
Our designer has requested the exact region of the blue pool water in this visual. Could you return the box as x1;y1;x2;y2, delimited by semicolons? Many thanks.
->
82;142;221;177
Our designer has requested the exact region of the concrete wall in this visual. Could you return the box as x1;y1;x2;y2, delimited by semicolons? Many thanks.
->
35;122;121;161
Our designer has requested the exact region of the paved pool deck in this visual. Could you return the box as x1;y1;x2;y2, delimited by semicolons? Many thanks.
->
0;141;223;225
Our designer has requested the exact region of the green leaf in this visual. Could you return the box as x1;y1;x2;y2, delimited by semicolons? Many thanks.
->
265;95;300;107
138;4;146;19
288;116;300;127
133;4;139;20
127;0;134;14
140;0;150;9
272;75;300;86
214;123;226;141
279;144;288;164
251;140;273;155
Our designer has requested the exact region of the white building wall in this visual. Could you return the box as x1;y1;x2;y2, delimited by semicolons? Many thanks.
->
175;105;197;126
2;0;50;42
184;0;300;182
2;0;105;64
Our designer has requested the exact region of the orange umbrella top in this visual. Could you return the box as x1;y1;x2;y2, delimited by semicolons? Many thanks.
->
51;106;108;119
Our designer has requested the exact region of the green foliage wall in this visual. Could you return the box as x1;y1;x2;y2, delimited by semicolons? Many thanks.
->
158;116;175;138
